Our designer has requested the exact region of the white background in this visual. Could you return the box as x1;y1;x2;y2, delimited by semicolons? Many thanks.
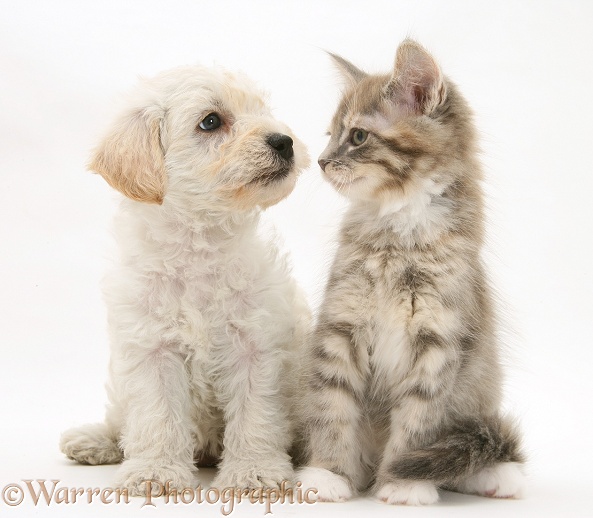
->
1;0;592;516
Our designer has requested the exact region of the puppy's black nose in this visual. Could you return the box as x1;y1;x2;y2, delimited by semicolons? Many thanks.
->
267;133;294;160
318;158;329;172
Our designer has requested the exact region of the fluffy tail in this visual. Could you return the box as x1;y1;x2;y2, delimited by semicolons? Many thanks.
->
390;416;524;484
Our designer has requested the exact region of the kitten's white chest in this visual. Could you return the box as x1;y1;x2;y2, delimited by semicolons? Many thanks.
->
377;179;453;245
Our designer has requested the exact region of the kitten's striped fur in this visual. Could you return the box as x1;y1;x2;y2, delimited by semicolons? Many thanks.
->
296;40;524;505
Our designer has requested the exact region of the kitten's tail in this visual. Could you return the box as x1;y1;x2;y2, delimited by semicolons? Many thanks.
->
390;416;524;484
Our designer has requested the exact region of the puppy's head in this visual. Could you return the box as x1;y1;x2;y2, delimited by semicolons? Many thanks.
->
89;66;309;212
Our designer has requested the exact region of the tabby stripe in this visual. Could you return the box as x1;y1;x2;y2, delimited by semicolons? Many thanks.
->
309;414;351;428
412;329;446;351
410;330;450;367
376;135;424;159
310;368;357;394
310;368;366;405
406;382;445;400
317;321;354;342
312;346;333;362
376;158;408;181
399;265;434;291
316;320;368;380
459;334;477;352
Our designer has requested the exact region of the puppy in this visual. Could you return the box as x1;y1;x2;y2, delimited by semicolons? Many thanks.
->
60;65;310;495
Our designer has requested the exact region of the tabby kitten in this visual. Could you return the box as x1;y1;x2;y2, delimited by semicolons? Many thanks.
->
296;40;524;505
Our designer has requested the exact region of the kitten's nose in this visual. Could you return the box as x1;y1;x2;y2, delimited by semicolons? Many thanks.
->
267;133;294;160
318;158;329;172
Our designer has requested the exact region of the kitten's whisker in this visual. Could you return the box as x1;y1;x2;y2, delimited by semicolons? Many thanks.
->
346;173;353;197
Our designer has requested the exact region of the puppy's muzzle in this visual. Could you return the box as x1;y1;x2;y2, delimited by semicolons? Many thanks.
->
267;133;294;161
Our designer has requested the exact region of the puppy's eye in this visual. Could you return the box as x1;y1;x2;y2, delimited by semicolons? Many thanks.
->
350;128;368;146
198;113;222;131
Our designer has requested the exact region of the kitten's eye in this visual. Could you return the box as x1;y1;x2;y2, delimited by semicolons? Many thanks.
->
198;113;222;131
350;128;368;146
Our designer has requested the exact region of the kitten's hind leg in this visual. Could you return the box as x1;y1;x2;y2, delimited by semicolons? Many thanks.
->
60;422;123;465
453;462;524;499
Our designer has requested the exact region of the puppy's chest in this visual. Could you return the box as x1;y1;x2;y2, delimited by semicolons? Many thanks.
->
149;261;255;344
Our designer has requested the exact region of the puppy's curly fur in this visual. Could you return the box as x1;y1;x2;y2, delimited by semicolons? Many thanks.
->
60;66;310;495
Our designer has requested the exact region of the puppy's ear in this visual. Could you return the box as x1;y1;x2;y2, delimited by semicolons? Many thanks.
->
385;39;446;115
328;52;367;87
89;106;166;204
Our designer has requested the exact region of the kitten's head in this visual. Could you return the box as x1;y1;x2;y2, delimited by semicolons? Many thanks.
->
320;40;478;209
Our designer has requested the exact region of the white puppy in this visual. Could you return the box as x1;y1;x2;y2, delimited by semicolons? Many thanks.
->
60;66;310;495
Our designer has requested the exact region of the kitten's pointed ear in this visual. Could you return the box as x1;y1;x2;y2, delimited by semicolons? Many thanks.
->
328;52;367;86
89;105;167;204
386;39;446;114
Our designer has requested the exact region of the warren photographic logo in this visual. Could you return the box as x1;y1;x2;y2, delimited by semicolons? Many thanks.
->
1;479;317;515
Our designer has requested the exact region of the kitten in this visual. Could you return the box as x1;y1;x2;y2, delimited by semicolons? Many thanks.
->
296;40;524;505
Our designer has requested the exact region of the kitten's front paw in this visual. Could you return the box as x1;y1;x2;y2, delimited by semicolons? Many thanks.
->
376;480;439;505
296;467;352;502
115;459;196;496
457;462;524;499
213;456;293;490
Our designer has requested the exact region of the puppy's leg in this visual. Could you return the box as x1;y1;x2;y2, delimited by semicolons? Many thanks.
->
211;328;293;490
60;366;126;465
113;342;196;496
188;352;224;465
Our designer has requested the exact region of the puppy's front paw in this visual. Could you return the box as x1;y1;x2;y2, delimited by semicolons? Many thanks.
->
115;459;196;496
375;480;439;505
296;467;352;502
60;423;122;465
213;455;293;490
